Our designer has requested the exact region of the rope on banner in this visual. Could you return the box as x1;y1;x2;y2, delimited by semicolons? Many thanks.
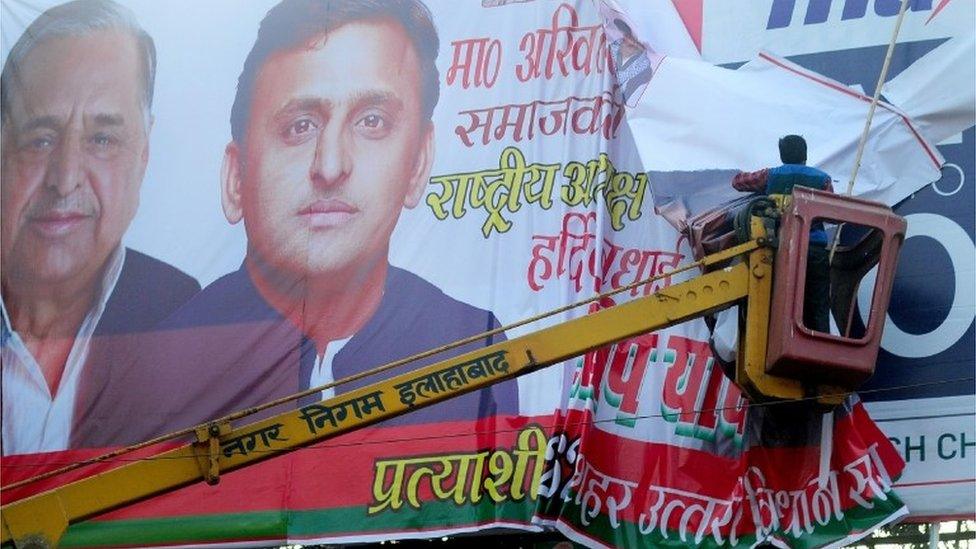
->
829;0;912;263
3;375;972;470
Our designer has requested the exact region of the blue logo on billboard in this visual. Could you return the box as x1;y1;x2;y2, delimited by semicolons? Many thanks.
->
767;0;935;29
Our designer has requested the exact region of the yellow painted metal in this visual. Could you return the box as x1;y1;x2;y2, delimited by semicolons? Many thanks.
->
814;385;848;406
735;217;804;402
729;217;853;407
195;422;232;485
1;259;755;548
2;493;67;549
700;238;762;268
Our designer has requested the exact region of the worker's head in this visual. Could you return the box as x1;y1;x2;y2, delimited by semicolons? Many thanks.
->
778;134;807;165
221;0;439;284
1;0;155;290
613;18;634;38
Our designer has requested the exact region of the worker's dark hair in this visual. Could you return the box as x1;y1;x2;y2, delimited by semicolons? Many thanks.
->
778;134;807;164
230;0;440;146
613;18;634;38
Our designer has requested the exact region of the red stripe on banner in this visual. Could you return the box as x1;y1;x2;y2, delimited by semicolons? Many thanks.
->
0;442;183;505
1;414;543;518
549;400;904;529
285;414;540;511
836;401;906;480
671;0;703;53
757;51;942;169
2;402;903;532
559;400;902;498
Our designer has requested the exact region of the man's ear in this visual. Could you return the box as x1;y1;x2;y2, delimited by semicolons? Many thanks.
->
141;115;154;168
221;141;244;224
403;123;434;209
134;115;154;181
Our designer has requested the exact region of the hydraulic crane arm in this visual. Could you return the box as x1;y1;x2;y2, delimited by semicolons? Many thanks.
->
5;187;909;549
1;240;769;549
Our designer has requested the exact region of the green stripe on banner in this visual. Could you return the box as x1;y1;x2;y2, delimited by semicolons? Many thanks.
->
290;499;534;536
61;511;289;548
58;493;903;547
61;499;537;547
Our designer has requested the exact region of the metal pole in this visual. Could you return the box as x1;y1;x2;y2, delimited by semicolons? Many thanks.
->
928;521;940;548
828;0;911;263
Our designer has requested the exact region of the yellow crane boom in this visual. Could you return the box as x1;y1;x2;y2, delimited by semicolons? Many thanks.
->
2;188;907;548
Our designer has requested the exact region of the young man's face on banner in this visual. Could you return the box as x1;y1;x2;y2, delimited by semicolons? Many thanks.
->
225;20;433;281
1;31;149;286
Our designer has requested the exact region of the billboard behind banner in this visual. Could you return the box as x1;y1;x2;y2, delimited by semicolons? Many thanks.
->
0;0;968;547
691;0;976;520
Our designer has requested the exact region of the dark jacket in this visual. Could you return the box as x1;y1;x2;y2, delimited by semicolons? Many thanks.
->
70;249;200;447
74;265;518;448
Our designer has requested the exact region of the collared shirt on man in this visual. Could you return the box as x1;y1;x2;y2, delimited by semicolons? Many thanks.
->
310;335;352;401
1;247;126;455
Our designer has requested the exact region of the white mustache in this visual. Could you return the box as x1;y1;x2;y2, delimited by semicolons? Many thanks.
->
25;189;98;219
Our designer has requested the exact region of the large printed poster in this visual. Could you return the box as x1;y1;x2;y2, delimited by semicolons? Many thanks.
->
0;0;967;547
690;0;976;521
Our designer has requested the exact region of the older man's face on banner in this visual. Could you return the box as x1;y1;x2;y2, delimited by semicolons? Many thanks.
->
1;31;149;286
226;20;432;281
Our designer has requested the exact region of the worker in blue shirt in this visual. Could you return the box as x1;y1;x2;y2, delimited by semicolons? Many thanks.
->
732;135;833;333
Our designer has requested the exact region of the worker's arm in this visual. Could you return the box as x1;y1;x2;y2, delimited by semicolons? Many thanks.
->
732;168;769;192
823;177;834;193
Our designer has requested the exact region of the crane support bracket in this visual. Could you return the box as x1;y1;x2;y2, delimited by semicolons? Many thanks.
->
195;422;232;486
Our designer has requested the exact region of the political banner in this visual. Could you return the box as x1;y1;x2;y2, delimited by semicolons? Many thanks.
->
686;0;975;520
1;0;965;547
